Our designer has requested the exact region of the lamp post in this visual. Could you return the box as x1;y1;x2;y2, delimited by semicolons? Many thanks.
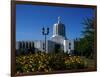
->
42;27;49;53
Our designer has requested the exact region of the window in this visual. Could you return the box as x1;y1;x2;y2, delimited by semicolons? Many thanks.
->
69;43;71;49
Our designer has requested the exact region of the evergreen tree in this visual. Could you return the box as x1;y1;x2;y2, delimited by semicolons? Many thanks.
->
74;17;95;58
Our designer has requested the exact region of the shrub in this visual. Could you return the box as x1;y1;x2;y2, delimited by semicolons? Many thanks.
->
16;52;87;73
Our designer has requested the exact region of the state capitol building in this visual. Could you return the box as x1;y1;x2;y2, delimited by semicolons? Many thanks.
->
16;17;74;54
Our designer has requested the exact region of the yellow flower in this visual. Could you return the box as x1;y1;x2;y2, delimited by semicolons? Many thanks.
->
44;69;49;72
32;68;34;72
29;64;32;68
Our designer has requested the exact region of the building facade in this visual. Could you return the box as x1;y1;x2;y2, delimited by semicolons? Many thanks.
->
16;17;74;54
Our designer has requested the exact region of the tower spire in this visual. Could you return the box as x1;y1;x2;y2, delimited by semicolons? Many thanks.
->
58;16;61;23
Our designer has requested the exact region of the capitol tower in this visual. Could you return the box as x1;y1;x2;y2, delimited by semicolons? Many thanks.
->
51;17;66;44
53;17;66;38
51;16;74;54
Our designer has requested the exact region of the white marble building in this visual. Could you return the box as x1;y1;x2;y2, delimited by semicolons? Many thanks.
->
16;17;74;54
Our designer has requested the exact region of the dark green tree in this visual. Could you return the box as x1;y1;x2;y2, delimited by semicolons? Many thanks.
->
74;17;95;58
81;17;95;58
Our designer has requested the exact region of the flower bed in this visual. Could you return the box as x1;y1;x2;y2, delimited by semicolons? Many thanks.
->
16;52;87;74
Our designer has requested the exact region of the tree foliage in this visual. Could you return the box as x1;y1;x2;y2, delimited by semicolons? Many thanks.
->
74;17;95;58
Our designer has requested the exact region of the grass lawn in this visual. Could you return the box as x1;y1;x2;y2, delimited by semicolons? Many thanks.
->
81;57;96;68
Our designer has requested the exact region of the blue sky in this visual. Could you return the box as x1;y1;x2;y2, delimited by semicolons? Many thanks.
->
16;4;95;41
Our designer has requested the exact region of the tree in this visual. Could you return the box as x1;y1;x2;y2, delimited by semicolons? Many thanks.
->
81;17;95;58
74;17;95;58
